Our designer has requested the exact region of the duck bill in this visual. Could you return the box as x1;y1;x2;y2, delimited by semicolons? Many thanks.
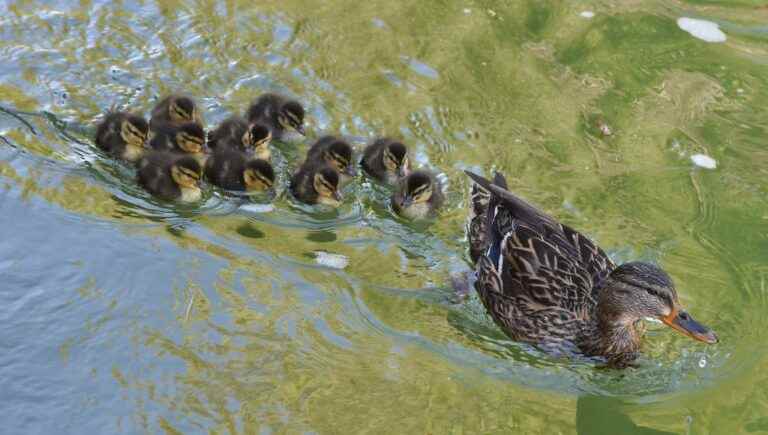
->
345;166;358;177
397;166;409;178
662;310;718;344
333;190;343;202
294;124;306;136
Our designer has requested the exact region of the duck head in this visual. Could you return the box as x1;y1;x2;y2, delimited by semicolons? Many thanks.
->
277;100;305;135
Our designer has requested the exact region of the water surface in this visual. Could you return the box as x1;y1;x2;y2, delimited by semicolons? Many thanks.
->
1;0;767;433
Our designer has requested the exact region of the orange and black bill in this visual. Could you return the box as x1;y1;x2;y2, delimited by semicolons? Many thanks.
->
662;310;718;344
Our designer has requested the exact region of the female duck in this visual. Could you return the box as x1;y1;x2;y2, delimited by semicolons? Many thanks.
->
392;170;444;219
465;171;718;368
208;116;272;160
305;136;356;183
204;149;275;193
137;152;202;202
94;111;149;162
361;138;410;184
246;93;305;140
290;162;343;207
150;94;203;130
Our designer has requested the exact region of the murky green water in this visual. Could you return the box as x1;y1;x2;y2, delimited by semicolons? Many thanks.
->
1;0;767;433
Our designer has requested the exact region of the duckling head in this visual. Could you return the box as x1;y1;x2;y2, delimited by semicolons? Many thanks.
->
120;115;149;149
170;156;202;189
384;141;409;178
312;166;343;207
397;171;434;209
323;140;356;177
243;159;275;192
245;123;272;160
175;122;206;154
169;96;198;123
277;101;305;135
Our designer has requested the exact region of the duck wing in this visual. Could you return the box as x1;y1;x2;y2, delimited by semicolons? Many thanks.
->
466;171;614;314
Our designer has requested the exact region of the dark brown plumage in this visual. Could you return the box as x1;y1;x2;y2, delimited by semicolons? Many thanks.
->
204;149;274;192
149;94;202;131
245;93;305;140
94;111;149;162
289;162;342;207
306;136;356;181
149;122;206;155
391;170;444;219
361;138;409;184
465;171;718;368
137;152;202;202
207;116;272;160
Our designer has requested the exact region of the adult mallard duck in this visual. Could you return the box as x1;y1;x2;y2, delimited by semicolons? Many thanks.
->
465;171;718;368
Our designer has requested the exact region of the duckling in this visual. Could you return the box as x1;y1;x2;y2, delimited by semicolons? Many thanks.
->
94;111;149;162
149;94;203;130
246;93;305;140
204;149;275;192
392;170;444;219
361;138;410;184
208;116;272;160
290;162;343;207
306;135;356;183
149;121;206;156
137;152;202;202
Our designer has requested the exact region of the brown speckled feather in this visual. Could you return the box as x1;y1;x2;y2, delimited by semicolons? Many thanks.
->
466;171;615;346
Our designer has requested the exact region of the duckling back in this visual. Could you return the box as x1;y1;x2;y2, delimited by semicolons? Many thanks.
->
361;138;408;184
137;152;200;201
204;149;274;192
149;95;201;131
94;111;149;162
290;162;340;205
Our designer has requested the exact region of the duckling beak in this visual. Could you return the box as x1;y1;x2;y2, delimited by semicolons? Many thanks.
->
345;165;358;177
294;124;306;136
401;195;413;209
662;309;718;344
333;190;343;202
397;166;409;178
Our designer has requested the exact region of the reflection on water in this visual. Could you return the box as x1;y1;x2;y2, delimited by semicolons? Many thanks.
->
1;0;768;433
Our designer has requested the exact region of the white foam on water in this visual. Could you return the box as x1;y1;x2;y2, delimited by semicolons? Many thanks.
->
580;11;595;19
239;203;275;213
677;17;727;43
315;252;349;269
691;154;717;169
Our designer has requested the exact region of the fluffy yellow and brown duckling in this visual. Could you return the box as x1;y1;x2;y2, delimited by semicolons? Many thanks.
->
305;135;356;183
207;116;272;160
94;111;149;162
246;93;305;140
465;171;718;368
149;121;206;157
361;138;410;184
289;162;343;207
149;94;203;131
392;170;444;219
137;152;202;202
204;148;275;193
